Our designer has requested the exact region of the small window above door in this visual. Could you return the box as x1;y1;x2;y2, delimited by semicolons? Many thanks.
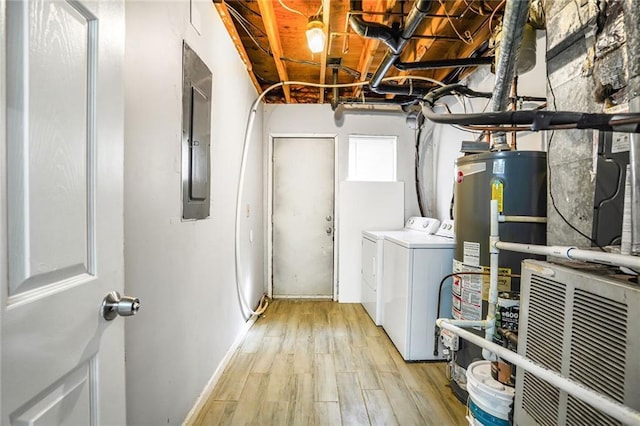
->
348;135;397;182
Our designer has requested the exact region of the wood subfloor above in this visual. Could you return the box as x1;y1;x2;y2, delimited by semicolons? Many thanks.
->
191;299;466;425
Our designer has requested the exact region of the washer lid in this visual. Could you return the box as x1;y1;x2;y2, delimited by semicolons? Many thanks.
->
362;230;389;240
384;233;456;249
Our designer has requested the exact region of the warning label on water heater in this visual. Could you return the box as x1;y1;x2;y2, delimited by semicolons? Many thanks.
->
463;241;480;266
452;260;482;322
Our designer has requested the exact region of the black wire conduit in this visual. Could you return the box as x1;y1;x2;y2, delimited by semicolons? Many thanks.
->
394;56;495;71
422;84;640;133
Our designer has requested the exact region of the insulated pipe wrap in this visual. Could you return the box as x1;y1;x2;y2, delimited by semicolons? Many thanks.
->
490;0;532;112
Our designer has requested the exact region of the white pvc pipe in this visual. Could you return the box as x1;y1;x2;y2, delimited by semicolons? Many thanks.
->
437;319;640;425
499;215;547;223
567;247;640;270
495;241;640;271
445;319;486;328
483;200;500;361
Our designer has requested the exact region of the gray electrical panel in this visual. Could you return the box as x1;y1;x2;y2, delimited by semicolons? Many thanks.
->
182;42;212;220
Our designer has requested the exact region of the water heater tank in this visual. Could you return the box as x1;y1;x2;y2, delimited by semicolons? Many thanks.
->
451;151;547;401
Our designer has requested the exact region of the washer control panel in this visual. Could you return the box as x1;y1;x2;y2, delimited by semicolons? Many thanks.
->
434;219;455;239
405;217;441;234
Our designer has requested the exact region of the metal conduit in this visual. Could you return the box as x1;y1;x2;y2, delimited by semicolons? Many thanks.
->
331;67;339;110
394;56;494;71
348;14;400;53
349;0;435;96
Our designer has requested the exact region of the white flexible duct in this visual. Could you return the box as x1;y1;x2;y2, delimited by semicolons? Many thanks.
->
437;319;640;425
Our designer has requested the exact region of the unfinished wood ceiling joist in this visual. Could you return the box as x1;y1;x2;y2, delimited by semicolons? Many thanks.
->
217;0;505;104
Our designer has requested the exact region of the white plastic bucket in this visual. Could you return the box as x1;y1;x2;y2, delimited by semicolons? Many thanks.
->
466;360;515;425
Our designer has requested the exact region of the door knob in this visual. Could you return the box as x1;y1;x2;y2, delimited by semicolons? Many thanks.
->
102;291;141;321
326;227;333;235
326;215;332;222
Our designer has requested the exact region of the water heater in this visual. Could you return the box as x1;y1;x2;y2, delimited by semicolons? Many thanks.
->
451;151;547;401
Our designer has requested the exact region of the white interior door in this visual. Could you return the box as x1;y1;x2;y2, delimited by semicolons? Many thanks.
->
272;137;335;297
1;0;127;424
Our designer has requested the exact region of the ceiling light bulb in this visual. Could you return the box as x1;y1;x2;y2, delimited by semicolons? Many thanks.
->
306;20;325;53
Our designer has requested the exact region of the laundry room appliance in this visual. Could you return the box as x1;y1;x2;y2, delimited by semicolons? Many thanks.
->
361;217;441;325
515;259;640;425
381;219;455;361
452;151;546;400
339;181;405;303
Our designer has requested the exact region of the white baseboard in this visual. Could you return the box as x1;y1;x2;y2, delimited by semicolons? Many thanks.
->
182;313;259;425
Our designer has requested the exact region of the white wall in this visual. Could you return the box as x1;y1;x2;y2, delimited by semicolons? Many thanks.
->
263;104;421;219
124;1;264;424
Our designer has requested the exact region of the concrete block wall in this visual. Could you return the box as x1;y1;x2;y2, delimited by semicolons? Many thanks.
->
545;0;637;246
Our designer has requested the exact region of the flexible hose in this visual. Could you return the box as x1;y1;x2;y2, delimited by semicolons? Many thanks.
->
235;80;374;320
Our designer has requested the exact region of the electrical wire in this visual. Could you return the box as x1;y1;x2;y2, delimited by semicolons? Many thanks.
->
313;2;323;18
227;3;268;37
433;271;520;356
537;0;606;251
277;0;307;19
234;0;262;18
234;76;505;319
488;0;506;34
462;0;486;16
227;4;272;56
229;5;363;79
415;125;427;217
437;0;474;45
433;102;482;135
236;78;392;319
545;62;605;250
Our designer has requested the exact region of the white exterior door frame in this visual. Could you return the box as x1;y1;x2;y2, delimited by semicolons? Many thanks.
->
266;133;338;301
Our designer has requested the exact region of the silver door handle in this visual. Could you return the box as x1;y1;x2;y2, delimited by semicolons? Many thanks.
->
102;291;141;321
326;227;333;235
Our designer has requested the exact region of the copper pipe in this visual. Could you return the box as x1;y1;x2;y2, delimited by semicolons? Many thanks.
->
510;76;518;150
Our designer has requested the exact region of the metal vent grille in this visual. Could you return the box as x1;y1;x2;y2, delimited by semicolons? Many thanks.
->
567;395;621;426
521;275;566;424
567;289;627;425
522;372;560;426
526;276;566;371
516;261;640;426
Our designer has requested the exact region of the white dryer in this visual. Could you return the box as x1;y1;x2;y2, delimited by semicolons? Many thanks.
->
361;217;440;325
382;220;455;361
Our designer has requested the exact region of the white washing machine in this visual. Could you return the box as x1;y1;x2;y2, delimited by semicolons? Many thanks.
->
361;217;440;326
382;220;455;361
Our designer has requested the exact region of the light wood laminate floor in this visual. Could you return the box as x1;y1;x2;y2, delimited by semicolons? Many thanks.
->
191;300;466;425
